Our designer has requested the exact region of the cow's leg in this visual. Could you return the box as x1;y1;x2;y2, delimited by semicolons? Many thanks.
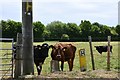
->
61;61;64;71
37;62;42;75
35;62;40;75
36;66;40;75
68;59;73;71
35;64;40;75
37;66;42;75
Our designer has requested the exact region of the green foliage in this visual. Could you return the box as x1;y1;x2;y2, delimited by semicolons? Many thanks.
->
102;25;111;36
61;34;69;40
91;25;100;36
66;23;81;38
115;25;120;36
110;27;118;35
1;20;22;38
46;21;66;39
33;21;45;39
43;30;51;39
79;20;92;37
0;19;119;41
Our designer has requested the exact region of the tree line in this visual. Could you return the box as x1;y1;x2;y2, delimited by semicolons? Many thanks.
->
0;20;120;41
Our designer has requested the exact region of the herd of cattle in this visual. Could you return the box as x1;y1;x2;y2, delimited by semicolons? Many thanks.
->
13;43;113;75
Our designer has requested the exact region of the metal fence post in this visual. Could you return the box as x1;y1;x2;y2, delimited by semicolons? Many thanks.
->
88;36;95;70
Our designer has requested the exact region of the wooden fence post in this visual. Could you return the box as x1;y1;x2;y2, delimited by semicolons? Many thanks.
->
14;33;23;78
88;36;95;70
107;36;111;71
50;60;60;72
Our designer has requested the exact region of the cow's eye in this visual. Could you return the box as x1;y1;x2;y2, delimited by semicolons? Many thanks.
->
62;49;66;51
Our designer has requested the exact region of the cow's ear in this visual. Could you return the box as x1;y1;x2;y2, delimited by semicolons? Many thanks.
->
33;46;37;49
49;45;56;49
62;47;67;51
37;45;42;47
37;45;42;49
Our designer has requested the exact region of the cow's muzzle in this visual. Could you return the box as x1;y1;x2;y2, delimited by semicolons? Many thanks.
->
56;55;61;58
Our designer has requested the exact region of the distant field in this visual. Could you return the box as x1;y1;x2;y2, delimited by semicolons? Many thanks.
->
0;41;119;78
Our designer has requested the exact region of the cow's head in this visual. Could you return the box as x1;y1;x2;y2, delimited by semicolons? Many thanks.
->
41;43;53;57
94;46;102;54
34;43;53;57
94;46;99;50
51;45;67;60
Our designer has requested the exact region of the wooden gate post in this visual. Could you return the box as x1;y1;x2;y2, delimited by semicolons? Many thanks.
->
50;60;60;72
14;33;22;78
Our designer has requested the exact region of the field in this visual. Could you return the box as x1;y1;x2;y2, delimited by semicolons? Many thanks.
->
0;41;120;79
34;41;119;78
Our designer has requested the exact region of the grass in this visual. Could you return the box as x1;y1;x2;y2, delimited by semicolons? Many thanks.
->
34;41;119;77
0;41;119;78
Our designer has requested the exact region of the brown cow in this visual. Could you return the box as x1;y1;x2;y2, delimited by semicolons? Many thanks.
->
51;43;76;71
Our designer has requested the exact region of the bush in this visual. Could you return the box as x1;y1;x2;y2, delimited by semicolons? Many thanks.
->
60;34;69;41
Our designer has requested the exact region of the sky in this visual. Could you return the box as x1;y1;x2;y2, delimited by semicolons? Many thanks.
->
0;0;119;26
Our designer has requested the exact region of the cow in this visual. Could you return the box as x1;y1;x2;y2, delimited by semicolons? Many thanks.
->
34;43;52;75
50;43;76;71
12;43;51;75
94;45;112;54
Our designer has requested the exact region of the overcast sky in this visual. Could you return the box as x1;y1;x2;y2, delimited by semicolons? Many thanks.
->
0;0;119;26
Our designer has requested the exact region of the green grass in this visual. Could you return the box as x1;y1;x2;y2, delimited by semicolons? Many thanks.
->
0;41;119;78
34;41;119;75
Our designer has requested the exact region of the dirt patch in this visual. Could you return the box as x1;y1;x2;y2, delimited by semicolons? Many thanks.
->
1;70;119;80
36;70;119;79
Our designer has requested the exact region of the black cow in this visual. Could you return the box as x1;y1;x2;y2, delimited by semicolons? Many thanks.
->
94;46;112;54
34;43;51;75
12;43;51;75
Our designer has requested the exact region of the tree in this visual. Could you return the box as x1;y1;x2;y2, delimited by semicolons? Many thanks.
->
46;21;66;39
91;25;100;36
61;34;69;41
79;20;92;37
1;20;22;38
92;22;111;37
100;25;111;36
43;30;51;39
1;20;8;37
33;21;45;39
115;25;120;36
92;22;101;27
66;23;81;39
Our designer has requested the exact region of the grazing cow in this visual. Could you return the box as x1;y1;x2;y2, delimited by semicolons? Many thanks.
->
94;46;112;54
34;43;52;75
51;43;76;71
